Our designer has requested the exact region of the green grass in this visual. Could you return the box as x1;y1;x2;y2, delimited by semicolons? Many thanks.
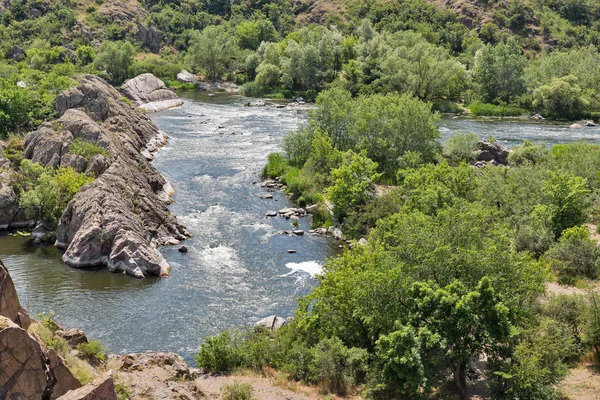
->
468;102;528;117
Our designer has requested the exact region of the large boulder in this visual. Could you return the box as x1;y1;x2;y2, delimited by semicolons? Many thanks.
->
255;315;287;331
120;73;183;112
57;372;116;400
135;24;161;54
0;259;31;329
476;141;509;165
0;316;81;399
23;75;190;278
176;70;197;84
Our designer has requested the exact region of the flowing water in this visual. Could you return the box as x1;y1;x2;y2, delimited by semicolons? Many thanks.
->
2;94;600;361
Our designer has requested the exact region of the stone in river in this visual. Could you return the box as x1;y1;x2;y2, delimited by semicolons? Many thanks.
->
266;211;277;217
293;230;304;236
178;246;188;253
260;193;273;199
287;250;297;253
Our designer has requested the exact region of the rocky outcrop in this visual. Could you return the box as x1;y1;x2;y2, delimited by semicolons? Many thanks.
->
475;140;509;166
176;70;197;84
0;259;31;330
120;73;183;112
135;24;161;54
0;260;81;399
57;372;116;400
255;315;287;331
21;75;190;277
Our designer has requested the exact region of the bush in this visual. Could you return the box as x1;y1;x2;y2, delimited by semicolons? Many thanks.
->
508;140;549;165
533;75;587;120
221;381;252;400
488;318;578;400
19;166;95;225
327;151;381;221
543;294;586;338
443;132;479;165
76;339;107;361
2;136;24;167
545;225;600;280
310;337;368;395
68;138;108;161
431;101;464;114
262;153;287;179
240;82;264;97
195;331;240;374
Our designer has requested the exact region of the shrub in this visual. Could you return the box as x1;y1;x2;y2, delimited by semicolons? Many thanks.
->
533;75;587;120
543;294;586;338
443;132;479;165
508;140;549;165
584;292;600;354
241;82;264;97
309;337;368;395
2;136;24;167
221;381;252;400
19;166;95;225
545;225;600;280
488;318;578;400
195;331;240;374
77;339;107;361
262;153;287;179
68;138;108;161
431;101;464;114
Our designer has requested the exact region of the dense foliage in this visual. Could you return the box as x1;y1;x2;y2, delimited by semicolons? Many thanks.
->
199;88;600;399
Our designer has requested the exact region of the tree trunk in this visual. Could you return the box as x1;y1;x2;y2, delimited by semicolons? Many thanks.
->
453;362;468;400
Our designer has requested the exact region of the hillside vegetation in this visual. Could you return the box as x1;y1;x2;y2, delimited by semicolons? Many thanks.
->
2;0;600;138
3;1;600;399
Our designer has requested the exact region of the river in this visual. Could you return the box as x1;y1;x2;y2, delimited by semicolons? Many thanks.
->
1;93;600;361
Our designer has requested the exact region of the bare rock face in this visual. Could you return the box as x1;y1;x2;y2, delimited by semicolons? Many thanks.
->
476;141;509;166
0;259;31;329
0;316;82;399
135;23;161;54
23;75;189;277
120;73;183;112
57;371;117;400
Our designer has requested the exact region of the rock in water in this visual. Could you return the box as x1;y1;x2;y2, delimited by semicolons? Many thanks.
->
120;73;183;112
25;75;190;278
570;123;583;129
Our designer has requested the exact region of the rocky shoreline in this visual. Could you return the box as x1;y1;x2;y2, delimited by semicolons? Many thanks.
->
0;73;190;278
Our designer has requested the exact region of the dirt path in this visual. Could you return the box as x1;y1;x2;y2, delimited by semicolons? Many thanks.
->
560;366;600;400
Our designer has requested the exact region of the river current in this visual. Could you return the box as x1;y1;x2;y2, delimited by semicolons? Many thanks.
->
2;93;600;361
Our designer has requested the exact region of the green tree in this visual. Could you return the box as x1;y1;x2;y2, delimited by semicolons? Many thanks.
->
533;75;587;120
475;38;526;104
187;26;237;81
19;166;94;225
541;171;589;237
327;151;381;221
95;41;135;85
